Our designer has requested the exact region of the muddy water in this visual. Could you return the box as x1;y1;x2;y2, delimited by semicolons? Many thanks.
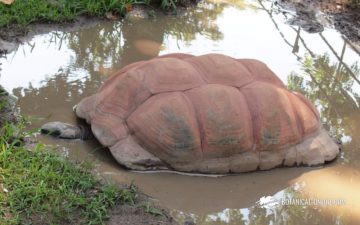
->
1;0;360;224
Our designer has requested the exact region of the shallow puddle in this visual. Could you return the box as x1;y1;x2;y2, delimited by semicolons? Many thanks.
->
1;0;360;224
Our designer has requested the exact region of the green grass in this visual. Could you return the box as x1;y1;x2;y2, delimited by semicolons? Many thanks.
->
160;0;177;11
0;98;7;113
0;0;180;28
141;201;165;217
0;121;137;225
0;87;9;111
0;89;13;128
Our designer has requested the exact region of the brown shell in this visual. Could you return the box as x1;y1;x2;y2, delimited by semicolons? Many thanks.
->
76;53;321;169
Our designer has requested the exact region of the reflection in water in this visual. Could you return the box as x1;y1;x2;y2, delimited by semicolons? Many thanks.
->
173;208;247;225
288;54;360;149
59;2;227;76
66;22;124;77
0;0;360;224
292;166;360;222
13;69;102;123
278;44;360;225
173;171;358;225
133;39;164;56
164;2;225;43
10;2;227;120
209;0;256;10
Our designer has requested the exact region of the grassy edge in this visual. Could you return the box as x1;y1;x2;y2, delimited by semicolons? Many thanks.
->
0;0;178;28
0;94;168;225
0;121;134;225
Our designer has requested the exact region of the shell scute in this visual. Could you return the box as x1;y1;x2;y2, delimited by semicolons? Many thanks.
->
127;92;202;164
240;81;302;150
185;54;254;87
185;84;253;158
141;57;205;93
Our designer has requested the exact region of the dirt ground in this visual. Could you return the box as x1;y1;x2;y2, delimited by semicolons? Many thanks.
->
107;206;176;225
0;15;105;55
107;192;178;225
276;0;360;43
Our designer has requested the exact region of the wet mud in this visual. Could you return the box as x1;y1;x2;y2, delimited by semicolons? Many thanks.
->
276;0;360;42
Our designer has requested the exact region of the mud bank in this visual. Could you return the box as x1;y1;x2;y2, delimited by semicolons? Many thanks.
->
275;0;360;43
107;191;178;225
0;4;191;55
0;16;105;55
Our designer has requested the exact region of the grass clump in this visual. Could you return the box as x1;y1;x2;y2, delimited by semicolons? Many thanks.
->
0;121;137;225
0;0;151;28
0;87;17;128
141;201;165;217
0;87;10;111
160;0;177;10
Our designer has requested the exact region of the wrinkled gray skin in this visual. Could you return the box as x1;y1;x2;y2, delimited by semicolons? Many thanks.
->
41;104;93;140
41;121;94;140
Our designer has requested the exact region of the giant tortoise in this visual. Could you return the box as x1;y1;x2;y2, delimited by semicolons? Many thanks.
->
41;53;339;174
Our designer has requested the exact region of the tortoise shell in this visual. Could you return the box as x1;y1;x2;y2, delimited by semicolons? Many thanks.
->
76;53;339;173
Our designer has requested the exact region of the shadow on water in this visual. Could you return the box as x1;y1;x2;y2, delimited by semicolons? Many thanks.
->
0;0;360;224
